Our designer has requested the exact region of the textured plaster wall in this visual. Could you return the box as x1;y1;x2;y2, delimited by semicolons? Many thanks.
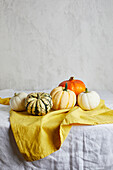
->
0;0;113;92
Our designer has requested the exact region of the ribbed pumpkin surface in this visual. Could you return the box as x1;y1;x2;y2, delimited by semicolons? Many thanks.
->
50;86;76;110
59;77;86;95
25;92;53;116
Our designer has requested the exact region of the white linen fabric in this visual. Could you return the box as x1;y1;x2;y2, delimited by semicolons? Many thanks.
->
0;89;113;170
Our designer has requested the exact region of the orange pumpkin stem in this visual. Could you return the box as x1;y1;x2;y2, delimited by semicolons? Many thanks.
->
69;77;75;81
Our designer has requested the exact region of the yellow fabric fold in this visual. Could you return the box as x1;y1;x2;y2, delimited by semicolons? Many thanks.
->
0;97;113;161
0;97;10;105
9;99;113;161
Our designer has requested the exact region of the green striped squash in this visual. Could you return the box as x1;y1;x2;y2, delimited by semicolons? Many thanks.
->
25;92;53;116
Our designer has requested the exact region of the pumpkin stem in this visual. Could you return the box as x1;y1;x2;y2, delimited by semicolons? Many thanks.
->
63;83;68;91
14;93;18;96
85;88;88;93
69;77;74;81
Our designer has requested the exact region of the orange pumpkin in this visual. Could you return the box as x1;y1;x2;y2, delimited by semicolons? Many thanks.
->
59;77;86;95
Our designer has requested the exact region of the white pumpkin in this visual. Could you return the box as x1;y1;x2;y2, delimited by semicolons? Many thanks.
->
10;92;28;111
78;88;100;110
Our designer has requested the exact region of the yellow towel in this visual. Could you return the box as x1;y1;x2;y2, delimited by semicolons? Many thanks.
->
0;97;11;105
1;97;113;161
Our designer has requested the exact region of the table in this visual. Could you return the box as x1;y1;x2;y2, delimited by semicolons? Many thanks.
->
0;89;113;170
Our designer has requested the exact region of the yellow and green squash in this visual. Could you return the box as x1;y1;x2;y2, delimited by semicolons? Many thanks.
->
25;92;53;116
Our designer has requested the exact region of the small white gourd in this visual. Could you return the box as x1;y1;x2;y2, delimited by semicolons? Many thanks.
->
78;88;100;110
10;92;28;111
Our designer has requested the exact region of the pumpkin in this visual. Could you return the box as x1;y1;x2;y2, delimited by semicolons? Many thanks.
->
59;77;86;95
50;83;76;110
10;92;28;111
78;88;100;110
25;92;53;116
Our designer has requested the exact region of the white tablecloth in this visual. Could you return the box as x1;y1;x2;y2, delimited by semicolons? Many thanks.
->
0;89;113;170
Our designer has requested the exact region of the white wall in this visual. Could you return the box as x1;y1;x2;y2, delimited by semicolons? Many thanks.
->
0;0;113;92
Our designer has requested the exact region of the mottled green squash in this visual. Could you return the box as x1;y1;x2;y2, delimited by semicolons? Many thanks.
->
25;92;53;116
